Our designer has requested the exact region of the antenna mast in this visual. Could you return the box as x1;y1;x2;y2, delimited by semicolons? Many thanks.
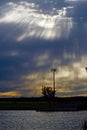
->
51;68;57;95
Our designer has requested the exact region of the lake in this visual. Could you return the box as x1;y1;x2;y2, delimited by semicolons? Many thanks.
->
0;111;87;130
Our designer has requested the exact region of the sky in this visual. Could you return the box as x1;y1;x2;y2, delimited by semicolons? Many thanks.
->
0;0;87;97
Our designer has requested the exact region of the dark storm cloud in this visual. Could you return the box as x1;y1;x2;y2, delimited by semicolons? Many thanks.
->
72;2;87;23
0;0;87;97
65;1;87;58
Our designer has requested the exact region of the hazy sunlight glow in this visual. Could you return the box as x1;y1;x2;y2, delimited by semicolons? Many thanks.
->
0;91;21;97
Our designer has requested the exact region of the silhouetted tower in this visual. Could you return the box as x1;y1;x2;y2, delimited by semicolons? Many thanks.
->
51;68;57;95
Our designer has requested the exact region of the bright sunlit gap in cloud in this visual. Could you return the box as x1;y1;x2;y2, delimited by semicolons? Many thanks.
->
0;91;21;97
0;1;73;41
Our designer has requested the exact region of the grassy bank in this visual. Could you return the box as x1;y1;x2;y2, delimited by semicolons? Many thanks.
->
0;101;51;110
0;96;87;111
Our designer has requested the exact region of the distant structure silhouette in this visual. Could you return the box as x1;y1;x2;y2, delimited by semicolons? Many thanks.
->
51;68;57;97
85;67;87;72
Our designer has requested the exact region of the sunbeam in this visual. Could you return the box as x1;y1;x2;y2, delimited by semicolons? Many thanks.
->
0;1;73;41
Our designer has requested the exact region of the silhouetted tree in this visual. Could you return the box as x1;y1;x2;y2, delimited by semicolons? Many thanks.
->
42;85;55;98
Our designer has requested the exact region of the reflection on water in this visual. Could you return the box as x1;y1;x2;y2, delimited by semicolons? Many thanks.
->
0;111;87;130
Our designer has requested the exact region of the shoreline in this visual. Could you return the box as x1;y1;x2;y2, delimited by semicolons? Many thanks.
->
0;96;87;111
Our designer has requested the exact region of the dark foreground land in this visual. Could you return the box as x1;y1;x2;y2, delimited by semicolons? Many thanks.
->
0;96;87;111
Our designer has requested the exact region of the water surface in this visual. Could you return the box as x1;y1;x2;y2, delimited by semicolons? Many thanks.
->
0;111;87;130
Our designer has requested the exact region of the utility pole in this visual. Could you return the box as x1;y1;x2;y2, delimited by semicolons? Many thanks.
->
51;68;57;96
